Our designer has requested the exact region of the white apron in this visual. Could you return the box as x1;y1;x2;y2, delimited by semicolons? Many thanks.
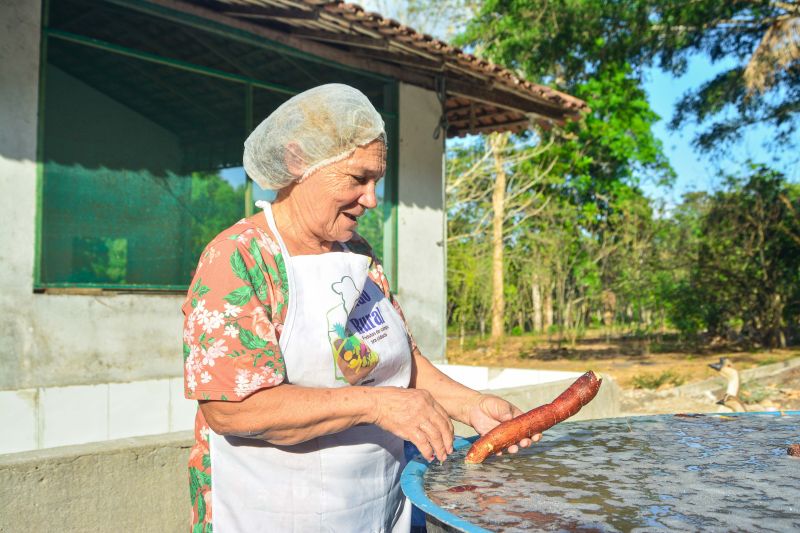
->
210;202;413;532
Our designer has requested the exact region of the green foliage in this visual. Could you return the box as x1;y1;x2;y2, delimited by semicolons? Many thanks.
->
189;171;246;264
444;0;799;348
665;165;800;347
461;0;800;153
72;237;128;283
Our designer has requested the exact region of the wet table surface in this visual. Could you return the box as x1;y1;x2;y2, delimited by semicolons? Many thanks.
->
424;414;800;532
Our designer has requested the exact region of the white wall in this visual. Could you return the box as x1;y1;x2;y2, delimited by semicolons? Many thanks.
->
397;83;447;361
0;0;43;389
0;378;195;454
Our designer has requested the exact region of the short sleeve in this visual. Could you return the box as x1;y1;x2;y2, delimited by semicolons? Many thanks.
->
182;225;287;401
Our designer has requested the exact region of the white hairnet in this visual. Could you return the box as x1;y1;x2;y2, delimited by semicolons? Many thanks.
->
243;83;386;190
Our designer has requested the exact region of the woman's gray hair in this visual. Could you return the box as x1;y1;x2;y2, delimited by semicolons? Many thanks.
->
243;84;386;191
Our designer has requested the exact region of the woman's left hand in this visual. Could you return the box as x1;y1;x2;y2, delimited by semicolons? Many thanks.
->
466;394;539;454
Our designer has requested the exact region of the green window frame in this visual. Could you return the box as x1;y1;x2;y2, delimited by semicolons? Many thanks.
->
35;0;399;292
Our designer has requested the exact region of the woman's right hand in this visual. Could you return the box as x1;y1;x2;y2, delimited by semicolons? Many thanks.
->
371;387;454;462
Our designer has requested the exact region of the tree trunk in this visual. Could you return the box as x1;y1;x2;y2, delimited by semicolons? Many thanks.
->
564;298;574;345
531;277;543;333
490;133;508;340
544;286;554;330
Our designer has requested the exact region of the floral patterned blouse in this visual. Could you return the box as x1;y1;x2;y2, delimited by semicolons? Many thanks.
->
182;216;415;533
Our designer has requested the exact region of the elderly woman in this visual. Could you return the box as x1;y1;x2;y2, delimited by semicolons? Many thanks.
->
182;84;536;532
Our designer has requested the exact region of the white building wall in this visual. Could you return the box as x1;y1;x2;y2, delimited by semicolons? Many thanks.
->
0;1;42;388
397;83;447;361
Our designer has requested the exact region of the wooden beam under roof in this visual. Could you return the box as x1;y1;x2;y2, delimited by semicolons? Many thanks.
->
222;4;319;20
447;109;522;129
119;0;576;122
450;118;531;136
446;77;569;121
354;50;445;72
291;29;389;50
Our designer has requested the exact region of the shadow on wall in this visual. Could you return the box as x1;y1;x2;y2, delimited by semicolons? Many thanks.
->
398;83;447;212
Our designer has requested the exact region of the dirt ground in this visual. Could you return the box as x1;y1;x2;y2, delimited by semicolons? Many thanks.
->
446;332;800;414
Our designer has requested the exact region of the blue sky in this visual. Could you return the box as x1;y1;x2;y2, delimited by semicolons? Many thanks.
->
640;55;799;204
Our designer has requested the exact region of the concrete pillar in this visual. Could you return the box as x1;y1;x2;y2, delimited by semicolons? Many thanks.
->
397;83;447;361
0;0;43;389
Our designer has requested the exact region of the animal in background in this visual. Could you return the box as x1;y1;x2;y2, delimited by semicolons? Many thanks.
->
709;357;746;412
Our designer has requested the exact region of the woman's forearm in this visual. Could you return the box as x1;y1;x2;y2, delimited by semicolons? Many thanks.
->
200;384;376;445
410;349;482;425
202;377;457;460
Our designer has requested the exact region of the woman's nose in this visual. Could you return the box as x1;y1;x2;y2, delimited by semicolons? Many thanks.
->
361;183;378;209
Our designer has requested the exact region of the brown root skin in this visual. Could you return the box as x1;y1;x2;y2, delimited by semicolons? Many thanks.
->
464;371;602;464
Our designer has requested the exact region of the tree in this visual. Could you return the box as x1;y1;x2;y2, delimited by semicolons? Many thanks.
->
460;1;675;231
457;4;674;345
358;0;478;39
461;0;800;154
667;166;800;347
651;1;800;152
446;134;554;339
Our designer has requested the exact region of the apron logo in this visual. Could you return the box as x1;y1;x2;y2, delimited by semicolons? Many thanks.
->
327;276;380;385
349;306;386;334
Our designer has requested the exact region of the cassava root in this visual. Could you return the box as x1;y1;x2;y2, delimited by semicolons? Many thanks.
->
465;371;602;464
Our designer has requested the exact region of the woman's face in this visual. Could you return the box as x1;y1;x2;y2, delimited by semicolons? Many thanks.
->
290;139;386;244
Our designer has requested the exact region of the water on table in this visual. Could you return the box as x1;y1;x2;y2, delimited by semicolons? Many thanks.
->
424;414;800;532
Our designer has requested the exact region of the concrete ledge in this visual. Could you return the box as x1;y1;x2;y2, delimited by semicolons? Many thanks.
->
0;431;192;532
453;373;621;437
0;377;196;454
0;376;622;531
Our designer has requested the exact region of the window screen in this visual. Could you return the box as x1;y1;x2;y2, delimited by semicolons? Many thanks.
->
39;0;395;289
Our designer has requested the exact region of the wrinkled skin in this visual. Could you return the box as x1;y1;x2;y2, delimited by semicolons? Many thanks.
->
269;139;386;255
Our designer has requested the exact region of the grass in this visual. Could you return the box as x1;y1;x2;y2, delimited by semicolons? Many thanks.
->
739;381;775;404
630;370;686;390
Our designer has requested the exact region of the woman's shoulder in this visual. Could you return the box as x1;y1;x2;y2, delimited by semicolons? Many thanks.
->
203;218;255;247
186;217;288;315
201;218;282;262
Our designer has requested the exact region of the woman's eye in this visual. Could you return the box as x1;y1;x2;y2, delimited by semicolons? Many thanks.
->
351;175;368;185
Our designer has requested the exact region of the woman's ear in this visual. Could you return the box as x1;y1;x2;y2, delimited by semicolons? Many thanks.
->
284;141;307;179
